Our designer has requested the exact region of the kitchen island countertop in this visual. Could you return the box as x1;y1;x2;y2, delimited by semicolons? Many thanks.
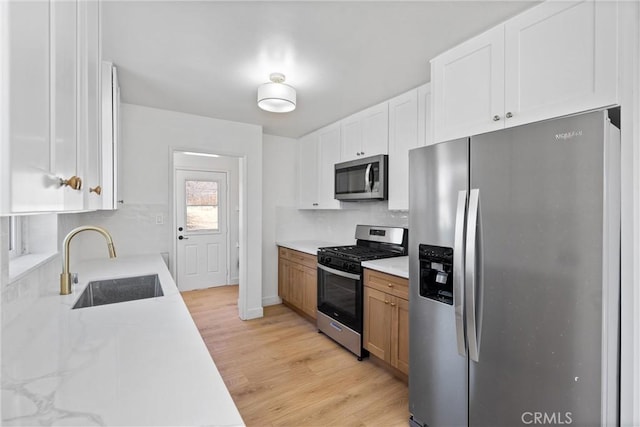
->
1;254;244;426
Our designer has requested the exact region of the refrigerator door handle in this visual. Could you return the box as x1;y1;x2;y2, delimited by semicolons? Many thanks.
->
454;190;467;357
465;188;483;363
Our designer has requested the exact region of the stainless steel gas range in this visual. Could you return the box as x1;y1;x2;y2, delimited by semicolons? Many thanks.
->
317;225;408;360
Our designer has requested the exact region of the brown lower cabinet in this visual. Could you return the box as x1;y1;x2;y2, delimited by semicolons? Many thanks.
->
363;268;409;375
278;246;317;320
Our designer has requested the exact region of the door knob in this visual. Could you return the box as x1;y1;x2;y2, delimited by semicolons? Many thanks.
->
178;235;189;240
178;226;183;231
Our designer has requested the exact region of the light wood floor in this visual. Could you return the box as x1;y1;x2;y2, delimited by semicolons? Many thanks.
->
181;285;409;427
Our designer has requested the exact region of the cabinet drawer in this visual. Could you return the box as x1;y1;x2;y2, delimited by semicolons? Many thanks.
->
278;247;317;269
364;269;408;300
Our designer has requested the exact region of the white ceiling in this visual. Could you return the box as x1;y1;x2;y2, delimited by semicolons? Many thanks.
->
101;1;538;138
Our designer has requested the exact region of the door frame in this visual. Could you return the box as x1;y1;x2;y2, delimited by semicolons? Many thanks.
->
170;148;247;318
175;167;230;288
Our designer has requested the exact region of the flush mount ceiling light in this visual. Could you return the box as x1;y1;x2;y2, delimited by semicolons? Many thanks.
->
257;72;296;113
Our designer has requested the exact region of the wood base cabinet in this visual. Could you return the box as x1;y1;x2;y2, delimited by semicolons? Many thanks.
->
278;247;317;320
363;269;409;375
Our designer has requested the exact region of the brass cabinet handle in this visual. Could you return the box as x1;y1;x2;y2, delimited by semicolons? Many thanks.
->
59;176;82;190
387;283;393;288
90;185;102;195
384;300;390;304
390;302;396;307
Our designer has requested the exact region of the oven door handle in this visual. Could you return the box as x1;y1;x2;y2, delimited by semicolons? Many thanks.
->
318;264;361;281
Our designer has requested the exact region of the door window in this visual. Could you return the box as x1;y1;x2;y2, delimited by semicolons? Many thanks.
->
185;180;219;231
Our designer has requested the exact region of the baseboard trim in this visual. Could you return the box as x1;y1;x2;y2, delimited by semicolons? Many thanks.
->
243;306;264;320
262;295;282;307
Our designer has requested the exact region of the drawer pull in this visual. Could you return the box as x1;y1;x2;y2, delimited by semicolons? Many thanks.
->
387;283;393;288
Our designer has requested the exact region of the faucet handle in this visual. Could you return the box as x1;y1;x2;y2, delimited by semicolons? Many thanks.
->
71;273;78;284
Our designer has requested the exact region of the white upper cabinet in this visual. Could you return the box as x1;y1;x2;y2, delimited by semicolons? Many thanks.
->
297;133;319;209
298;124;342;210
417;83;433;147
52;0;83;211
431;26;505;143
503;0;618;128
0;0;112;214
316;124;341;209
340;102;389;162
388;89;419;211
81;0;103;210
431;0;618;143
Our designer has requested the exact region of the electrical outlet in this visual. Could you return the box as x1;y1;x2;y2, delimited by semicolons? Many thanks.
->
156;214;164;225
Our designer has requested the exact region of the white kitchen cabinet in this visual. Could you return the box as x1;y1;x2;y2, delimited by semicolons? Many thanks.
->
52;0;83;211
297;124;341;210
316;123;341;209
98;61;120;210
431;0;618;143
503;0;618;128
431;25;505;143
417;83;433;147
340;102;389;162
1;0;85;214
297;133;319;209
80;0;102;210
388;89;418;211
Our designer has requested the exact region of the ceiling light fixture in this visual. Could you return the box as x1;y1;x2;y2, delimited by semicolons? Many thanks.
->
257;73;296;113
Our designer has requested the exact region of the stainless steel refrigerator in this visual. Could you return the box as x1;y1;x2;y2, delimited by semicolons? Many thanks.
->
408;109;620;427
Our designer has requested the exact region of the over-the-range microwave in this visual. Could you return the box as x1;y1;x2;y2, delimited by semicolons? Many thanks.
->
334;154;388;201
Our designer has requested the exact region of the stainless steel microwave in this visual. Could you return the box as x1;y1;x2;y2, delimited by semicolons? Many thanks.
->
334;154;388;201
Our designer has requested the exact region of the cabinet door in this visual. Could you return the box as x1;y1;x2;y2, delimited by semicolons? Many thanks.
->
52;0;83;211
301;265;317;319
504;0;618;127
391;297;410;375
388;89;418;211
278;255;291;301
431;25;505;143
340;115;362;162
361;102;389;157
3;1;61;213
288;262;304;309
80;0;102;210
297;132;319;209
417;83;432;147
363;286;391;362
316;124;341;209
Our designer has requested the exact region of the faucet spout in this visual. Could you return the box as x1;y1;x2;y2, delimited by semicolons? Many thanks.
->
60;226;117;295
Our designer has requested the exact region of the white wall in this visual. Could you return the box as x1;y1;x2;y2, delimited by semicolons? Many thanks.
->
262;134;297;305
62;103;263;319
174;151;240;283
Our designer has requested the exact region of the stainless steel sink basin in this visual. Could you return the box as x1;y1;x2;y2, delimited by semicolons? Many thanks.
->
72;274;164;309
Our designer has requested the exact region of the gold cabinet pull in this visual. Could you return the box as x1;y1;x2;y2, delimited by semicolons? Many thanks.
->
59;176;82;190
384;300;390;304
390;302;397;307
90;185;102;195
387;283;394;288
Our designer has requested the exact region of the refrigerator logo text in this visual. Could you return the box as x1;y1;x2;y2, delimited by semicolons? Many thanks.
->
555;130;583;141
521;412;573;425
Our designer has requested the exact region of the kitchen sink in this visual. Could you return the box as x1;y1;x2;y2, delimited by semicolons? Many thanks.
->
72;274;164;309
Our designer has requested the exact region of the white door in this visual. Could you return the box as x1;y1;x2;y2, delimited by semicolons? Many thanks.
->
176;169;228;291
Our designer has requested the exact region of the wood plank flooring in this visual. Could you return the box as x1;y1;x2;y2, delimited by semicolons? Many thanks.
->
181;285;409;427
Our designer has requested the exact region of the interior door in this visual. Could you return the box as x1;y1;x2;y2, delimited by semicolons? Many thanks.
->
176;169;228;291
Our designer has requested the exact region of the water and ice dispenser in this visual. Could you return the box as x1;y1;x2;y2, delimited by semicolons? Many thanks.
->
418;244;454;305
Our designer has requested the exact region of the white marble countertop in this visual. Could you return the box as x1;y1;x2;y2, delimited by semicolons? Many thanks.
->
1;254;244;426
362;256;409;279
276;240;349;256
